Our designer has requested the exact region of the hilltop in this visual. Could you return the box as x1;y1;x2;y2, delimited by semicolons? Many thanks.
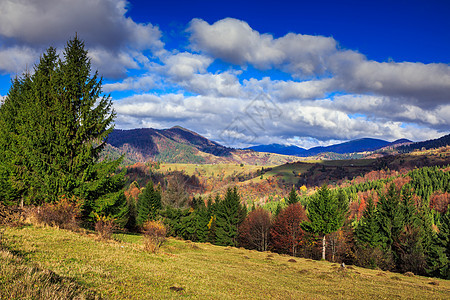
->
105;126;299;165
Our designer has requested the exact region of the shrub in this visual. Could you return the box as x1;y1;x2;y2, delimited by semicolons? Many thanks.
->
143;220;167;253
0;203;25;227
30;197;80;230
354;244;395;271
94;214;116;240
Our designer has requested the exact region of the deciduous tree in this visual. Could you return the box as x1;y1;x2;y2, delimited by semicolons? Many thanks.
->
270;203;307;256
239;208;272;251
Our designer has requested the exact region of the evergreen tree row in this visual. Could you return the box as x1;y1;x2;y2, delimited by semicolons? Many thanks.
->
0;37;127;225
355;183;449;278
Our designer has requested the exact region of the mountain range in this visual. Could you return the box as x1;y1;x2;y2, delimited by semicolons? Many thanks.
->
104;127;299;165
246;138;411;157
104;126;449;165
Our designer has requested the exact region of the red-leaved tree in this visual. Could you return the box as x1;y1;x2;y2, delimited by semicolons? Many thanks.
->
270;203;307;256
238;208;272;251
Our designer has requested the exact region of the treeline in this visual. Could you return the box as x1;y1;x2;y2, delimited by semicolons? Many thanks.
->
397;134;450;153
135;167;449;279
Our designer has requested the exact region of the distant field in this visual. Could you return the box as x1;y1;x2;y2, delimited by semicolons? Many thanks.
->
2;226;449;299
156;151;450;188
158;159;378;186
159;163;266;178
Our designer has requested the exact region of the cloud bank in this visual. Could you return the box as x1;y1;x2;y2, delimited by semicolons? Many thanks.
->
0;3;448;148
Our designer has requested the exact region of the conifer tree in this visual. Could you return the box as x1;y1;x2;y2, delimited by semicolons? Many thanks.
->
377;183;404;252
0;36;126;224
355;197;381;248
136;180;162;226
301;185;348;260
427;207;450;279
193;201;210;243
287;186;298;205
215;187;247;246
0;75;34;205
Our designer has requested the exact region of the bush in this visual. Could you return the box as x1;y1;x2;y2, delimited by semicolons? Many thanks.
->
143;220;167;253
354;244;395;271
0;203;25;227
94;214;116;240
30;197;80;230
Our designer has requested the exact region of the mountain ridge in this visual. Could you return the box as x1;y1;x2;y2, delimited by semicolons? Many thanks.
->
105;127;299;165
106;126;448;164
247;138;414;157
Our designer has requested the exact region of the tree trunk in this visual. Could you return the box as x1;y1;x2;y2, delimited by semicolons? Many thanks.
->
322;235;326;260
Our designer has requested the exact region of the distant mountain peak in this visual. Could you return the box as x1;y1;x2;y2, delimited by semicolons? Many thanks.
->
248;137;406;156
245;144;306;156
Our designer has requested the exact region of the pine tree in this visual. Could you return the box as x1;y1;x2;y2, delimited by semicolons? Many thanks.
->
287;186;298;205
194;201;210;243
215;187;247;246
376;183;404;252
136;180;162;226
0;36;125;223
301;185;348;260
355;197;381;248
0;75;34;205
427;207;450;279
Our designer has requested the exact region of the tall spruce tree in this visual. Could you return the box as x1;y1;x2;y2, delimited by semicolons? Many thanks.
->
427;207;450;279
0;75;34;205
0;36;126;224
376;183;404;252
136;180;162;226
355;196;381;248
301;185;348;260
287;186;298;205
215;187;247;246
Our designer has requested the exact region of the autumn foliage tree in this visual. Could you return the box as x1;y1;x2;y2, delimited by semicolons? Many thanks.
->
238;208;272;251
270;203;307;256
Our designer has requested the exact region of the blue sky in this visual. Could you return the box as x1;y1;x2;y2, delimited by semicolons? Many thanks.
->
0;0;449;148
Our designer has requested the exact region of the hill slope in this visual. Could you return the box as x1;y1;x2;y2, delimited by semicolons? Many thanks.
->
246;144;306;155
301;138;391;156
398;133;450;153
4;226;449;299
105;127;299;165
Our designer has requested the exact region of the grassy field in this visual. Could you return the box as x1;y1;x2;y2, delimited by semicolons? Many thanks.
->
159;163;265;178
1;225;449;299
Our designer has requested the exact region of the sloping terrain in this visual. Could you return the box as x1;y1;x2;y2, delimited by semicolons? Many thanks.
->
398;133;450;153
2;226;449;299
246;144;306;155
105;127;299;165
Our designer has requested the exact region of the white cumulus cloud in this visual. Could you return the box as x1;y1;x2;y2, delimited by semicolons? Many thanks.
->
0;0;163;77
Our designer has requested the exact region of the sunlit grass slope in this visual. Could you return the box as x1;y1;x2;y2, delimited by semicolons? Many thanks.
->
2;226;449;299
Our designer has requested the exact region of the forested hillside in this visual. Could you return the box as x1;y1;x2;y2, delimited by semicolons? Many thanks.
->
398;134;450;153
